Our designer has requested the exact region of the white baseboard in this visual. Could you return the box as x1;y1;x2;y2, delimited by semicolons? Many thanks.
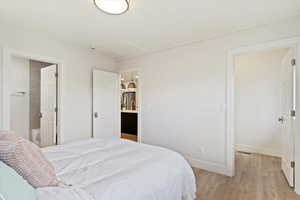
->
185;156;232;176
184;144;281;177
295;187;300;196
235;144;281;158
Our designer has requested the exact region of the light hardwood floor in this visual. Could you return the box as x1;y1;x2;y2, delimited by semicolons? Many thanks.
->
193;152;300;200
121;133;138;142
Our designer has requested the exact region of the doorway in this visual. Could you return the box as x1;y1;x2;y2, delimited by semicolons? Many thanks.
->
120;70;139;142
2;49;61;147
92;69;141;142
10;58;58;147
228;46;297;188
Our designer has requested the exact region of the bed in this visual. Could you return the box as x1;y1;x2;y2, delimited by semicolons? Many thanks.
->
37;138;196;200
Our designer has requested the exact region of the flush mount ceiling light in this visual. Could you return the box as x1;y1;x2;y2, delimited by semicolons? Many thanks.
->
94;0;130;15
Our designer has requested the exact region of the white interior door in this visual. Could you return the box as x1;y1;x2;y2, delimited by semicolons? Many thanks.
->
40;65;57;147
93;69;120;138
280;49;296;187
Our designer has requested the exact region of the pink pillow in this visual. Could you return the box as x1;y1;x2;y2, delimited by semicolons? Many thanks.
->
0;133;59;188
0;130;18;141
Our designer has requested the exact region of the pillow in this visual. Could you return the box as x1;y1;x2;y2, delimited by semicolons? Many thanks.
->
0;135;59;188
0;130;18;141
0;161;37;200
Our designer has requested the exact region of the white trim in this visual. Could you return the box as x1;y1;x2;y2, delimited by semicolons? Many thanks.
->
186;156;232;176
1;48;63;144
235;144;281;158
119;68;142;143
226;49;235;177
295;42;300;195
226;37;300;178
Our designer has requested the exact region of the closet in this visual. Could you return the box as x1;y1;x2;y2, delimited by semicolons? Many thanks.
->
120;71;139;142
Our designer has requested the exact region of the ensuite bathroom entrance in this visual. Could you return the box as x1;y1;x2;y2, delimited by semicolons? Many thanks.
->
9;56;58;147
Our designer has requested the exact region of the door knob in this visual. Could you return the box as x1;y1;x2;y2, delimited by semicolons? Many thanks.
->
278;116;284;123
94;112;99;118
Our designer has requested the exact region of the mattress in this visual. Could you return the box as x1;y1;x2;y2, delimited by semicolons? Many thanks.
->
37;138;196;200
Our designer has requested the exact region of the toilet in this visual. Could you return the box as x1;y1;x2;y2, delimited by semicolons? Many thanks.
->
31;129;41;146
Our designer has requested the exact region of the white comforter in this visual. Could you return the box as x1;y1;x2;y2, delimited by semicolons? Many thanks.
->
37;138;196;200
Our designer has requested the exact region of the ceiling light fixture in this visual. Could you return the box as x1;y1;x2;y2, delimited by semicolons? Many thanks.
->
94;0;130;15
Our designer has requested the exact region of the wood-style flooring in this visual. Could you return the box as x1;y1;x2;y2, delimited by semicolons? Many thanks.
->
193;152;300;200
121;133;138;142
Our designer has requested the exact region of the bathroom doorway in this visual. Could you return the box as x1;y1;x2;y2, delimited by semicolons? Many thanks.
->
30;61;58;147
8;55;58;147
120;70;140;142
226;39;298;188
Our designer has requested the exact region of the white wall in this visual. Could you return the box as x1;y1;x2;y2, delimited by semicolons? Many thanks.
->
234;49;288;157
9;56;30;140
118;15;300;176
0;48;3;129
0;26;116;143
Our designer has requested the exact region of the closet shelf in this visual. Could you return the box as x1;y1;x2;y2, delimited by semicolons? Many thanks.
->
121;110;138;114
121;88;136;93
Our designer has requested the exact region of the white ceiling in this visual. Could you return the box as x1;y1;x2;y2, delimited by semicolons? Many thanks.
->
0;0;300;60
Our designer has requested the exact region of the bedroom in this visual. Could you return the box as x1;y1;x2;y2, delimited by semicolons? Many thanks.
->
1;0;300;200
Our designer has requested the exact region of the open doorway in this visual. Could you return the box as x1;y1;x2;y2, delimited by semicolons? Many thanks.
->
8;55;58;147
120;70;139;142
232;47;296;188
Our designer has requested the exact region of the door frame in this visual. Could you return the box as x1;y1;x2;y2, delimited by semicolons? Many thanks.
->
226;37;300;181
1;48;63;144
119;68;142;143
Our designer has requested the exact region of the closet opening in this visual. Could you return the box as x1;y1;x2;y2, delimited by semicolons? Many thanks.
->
120;70;139;142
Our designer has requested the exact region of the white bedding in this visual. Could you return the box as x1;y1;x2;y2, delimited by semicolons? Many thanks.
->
37;138;196;200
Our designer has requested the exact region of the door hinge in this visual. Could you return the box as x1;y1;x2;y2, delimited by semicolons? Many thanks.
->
291;110;296;117
54;107;58;112
291;59;296;66
55;72;58;78
291;161;295;168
